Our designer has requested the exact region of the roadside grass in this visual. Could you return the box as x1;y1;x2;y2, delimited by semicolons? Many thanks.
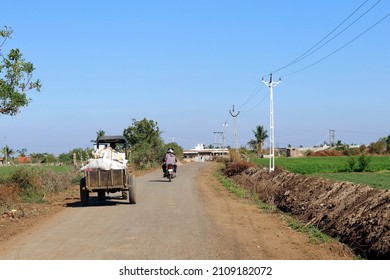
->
0;165;80;214
287;218;329;244
252;156;390;189
213;170;332;244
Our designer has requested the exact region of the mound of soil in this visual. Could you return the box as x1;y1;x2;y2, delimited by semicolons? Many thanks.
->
223;165;390;259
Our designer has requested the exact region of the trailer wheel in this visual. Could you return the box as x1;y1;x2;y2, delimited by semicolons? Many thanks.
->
80;177;89;206
129;175;136;204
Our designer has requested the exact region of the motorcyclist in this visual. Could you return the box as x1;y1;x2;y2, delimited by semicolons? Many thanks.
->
162;148;177;177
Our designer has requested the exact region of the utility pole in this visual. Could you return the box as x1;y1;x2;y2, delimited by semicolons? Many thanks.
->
229;105;240;150
213;132;223;149
221;121;229;149
329;130;335;146
262;73;281;172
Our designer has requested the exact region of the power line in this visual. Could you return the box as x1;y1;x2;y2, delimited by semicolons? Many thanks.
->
240;91;268;113
281;11;390;78
272;0;380;74
237;81;264;110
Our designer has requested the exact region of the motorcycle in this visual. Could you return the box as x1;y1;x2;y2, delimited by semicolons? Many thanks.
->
165;164;176;182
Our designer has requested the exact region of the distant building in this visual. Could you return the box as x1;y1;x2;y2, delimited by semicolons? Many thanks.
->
17;156;32;164
183;144;229;162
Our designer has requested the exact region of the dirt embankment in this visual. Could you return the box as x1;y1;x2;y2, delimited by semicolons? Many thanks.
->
223;165;390;260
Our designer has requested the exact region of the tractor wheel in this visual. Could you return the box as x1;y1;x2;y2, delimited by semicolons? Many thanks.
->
129;175;136;204
80;177;89;206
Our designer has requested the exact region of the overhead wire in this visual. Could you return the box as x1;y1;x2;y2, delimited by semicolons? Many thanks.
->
233;1;387;119
272;0;381;75
279;0;382;74
281;11;390;78
240;85;268;113
237;80;264;110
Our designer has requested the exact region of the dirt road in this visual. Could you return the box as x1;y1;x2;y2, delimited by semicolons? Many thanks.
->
0;162;352;260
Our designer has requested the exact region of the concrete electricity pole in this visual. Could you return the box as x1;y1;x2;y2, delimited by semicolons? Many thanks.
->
229;105;240;150
221;121;229;149
262;73;281;172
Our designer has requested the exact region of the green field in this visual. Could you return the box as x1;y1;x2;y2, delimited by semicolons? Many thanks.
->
251;156;390;190
317;171;390;190
252;156;390;174
0;165;73;177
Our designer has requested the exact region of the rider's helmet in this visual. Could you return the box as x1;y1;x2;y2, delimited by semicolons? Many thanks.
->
167;148;174;153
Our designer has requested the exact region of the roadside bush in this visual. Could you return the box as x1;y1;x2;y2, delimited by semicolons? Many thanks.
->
0;167;80;207
8;168;44;203
223;161;256;177
229;149;242;162
40;169;80;194
0;183;20;214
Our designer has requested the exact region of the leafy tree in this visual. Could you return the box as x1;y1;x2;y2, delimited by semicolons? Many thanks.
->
0;26;41;116
30;153;57;164
123;118;164;169
17;148;27;157
384;135;390;154
368;140;386;154
58;152;72;164
247;125;268;156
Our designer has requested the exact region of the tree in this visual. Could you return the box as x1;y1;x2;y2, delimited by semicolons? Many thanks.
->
368;139;386;154
17;148;27;157
0;26;41;116
247;125;268;156
1;145;14;163
91;129;105;143
29;153;57;164
384;135;390;154
123;118;164;169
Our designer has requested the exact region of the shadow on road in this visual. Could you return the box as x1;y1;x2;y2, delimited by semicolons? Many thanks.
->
149;179;171;183
66;196;132;208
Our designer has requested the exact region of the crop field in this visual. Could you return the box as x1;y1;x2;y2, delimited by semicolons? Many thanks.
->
0;165;73;177
251;156;390;190
318;171;390;190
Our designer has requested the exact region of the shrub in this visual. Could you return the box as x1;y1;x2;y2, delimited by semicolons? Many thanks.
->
357;154;372;172
0;167;80;206
346;157;357;172
0;183;20;214
223;161;256;177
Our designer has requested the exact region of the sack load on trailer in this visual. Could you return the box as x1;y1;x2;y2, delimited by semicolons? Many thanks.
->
79;135;136;206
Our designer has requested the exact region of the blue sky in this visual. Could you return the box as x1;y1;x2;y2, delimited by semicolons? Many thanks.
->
1;0;389;155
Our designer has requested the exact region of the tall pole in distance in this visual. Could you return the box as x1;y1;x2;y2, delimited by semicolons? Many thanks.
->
4;137;7;166
222;121;229;149
262;73;281;172
229;105;240;150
